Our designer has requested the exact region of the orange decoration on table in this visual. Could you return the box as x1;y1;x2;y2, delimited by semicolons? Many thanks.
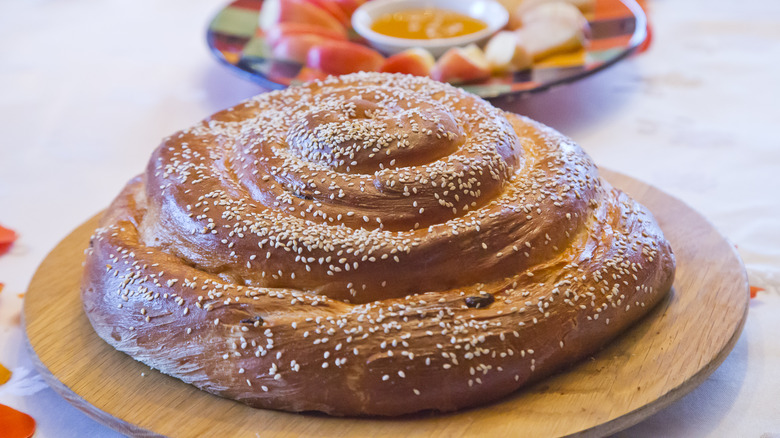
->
750;285;764;299
0;404;36;438
0;363;11;385
0;224;17;256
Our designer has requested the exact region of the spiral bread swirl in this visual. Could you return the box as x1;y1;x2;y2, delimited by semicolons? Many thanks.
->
82;72;675;416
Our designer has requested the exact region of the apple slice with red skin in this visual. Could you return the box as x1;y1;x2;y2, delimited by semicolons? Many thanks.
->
260;0;346;34
379;48;436;77
301;0;351;27
296;67;330;82
330;0;364;17
273;33;334;63
430;45;491;84
307;40;385;75
265;22;347;46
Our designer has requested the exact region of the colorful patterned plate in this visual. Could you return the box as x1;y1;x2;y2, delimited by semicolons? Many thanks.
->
206;0;647;99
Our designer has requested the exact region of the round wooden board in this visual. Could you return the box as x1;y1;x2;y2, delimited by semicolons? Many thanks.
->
24;169;749;438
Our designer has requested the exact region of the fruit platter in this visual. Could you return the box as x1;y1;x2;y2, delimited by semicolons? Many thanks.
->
207;0;647;98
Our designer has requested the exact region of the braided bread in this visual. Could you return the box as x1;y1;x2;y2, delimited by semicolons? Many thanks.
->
82;72;675;416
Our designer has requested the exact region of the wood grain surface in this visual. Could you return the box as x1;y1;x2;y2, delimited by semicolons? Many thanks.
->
23;169;749;438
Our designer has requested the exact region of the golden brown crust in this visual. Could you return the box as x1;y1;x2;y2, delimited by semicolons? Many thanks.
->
81;72;675;416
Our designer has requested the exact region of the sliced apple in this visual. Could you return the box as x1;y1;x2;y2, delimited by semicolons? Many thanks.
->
508;0;594;29
519;2;588;30
307;40;385;75
260;0;346;34
301;0;351;27
379;48;436;77
515;19;586;61
265;22;347;46
516;0;594;14
430;44;491;84
272;33;331;63
296;67;330;82
484;31;532;73
331;0;364;17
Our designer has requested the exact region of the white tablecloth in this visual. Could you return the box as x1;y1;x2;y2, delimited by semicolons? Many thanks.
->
1;0;778;436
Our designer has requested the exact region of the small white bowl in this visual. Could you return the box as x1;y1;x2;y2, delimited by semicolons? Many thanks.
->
351;0;509;57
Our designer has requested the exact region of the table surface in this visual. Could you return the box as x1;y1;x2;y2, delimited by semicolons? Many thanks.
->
1;0;778;436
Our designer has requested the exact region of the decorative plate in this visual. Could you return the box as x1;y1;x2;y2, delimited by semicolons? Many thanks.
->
206;0;648;99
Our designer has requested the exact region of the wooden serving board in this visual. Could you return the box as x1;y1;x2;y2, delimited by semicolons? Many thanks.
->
23;170;749;437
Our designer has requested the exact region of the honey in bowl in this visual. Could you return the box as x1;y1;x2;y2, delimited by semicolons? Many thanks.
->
370;8;488;40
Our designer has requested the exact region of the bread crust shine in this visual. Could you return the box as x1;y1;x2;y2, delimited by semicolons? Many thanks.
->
82;72;675;416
